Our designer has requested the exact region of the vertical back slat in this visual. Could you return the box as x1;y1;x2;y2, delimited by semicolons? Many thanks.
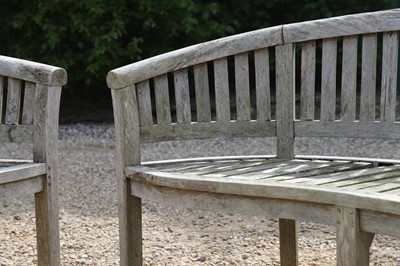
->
0;76;3;123
136;80;153;126
341;36;358;121
154;75;171;125
276;44;295;159
254;48;271;121
22;81;36;124
214;58;230;121
300;41;316;121
194;63;211;122
235;53;251;121
380;31;398;122
321;38;337;122
5;78;22;125
174;68;191;123
360;33;377;121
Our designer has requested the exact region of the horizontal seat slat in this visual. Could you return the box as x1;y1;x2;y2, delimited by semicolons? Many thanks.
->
140;121;276;143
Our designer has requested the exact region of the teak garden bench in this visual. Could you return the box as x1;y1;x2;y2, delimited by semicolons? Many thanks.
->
0;56;66;265
108;9;400;266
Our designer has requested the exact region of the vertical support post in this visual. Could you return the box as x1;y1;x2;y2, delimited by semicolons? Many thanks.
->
276;43;297;266
33;84;62;266
336;206;375;266
112;87;142;266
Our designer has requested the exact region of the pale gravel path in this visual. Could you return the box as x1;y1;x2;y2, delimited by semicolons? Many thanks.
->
1;123;400;265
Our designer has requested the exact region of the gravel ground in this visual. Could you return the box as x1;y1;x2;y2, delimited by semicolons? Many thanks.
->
1;123;400;265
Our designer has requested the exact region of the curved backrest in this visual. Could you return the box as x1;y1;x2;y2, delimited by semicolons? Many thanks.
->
108;9;400;163
0;55;66;159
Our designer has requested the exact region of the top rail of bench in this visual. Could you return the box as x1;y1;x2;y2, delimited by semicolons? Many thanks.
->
0;56;67;86
107;8;400;90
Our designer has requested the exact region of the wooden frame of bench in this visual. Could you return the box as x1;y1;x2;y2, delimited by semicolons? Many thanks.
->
0;56;66;265
108;9;400;266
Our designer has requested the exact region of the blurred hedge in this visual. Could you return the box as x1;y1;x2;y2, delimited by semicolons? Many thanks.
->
0;0;394;93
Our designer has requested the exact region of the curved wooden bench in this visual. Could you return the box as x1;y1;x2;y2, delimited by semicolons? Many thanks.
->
0;56;66;265
108;9;400;266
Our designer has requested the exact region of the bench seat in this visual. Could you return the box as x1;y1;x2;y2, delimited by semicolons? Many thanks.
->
128;156;400;238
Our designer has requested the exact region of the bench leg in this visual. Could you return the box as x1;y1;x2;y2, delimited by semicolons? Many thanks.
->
120;183;142;266
336;207;375;266
279;218;298;266
35;177;60;266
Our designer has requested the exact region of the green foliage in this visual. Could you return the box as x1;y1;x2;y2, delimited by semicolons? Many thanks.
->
0;0;395;92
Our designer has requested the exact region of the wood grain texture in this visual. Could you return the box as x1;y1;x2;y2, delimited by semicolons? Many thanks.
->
214;58;230;121
154;75;172;125
300;41;316;121
321;38;337;122
254;48;271;121
0;162;46;185
234;53;251;121
22;82;36;124
0;55;67;86
0;125;33;143
283;9;400;43
276;44;295;158
380;31;398;122
194;63;211;122
5;78;22;125
33;84;62;266
295;121;400;139
341;36;358;121
279;219;298;266
140;121;276;143
360;34;377;121
0;176;43;202
107;26;283;89
336;207;374;266
136;80;153;126
173;68;191;123
112;87;142;266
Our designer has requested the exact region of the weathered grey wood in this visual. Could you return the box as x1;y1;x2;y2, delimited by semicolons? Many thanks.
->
140;121;276;143
283;9;400;43
130;180;336;227
154;75;171;125
235;53;251;121
107;26;283;89
0;162;46;184
0;176;43;202
276;44;295;159
173;68;191;123
361;210;400;238
279;219;298;266
295;121;400;139
194;63;211;122
254;48;271;121
33;84;62;266
360;34;377;122
214;57;230;122
112;87;142;266
0;76;3;122
336;207;374;266
321;38;337;122
0;55;67;86
5;78;22;125
380;31;398;122
0;125;33;143
136;80;153;126
22;82;36;124
300;41;316;121
341;36;358;121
